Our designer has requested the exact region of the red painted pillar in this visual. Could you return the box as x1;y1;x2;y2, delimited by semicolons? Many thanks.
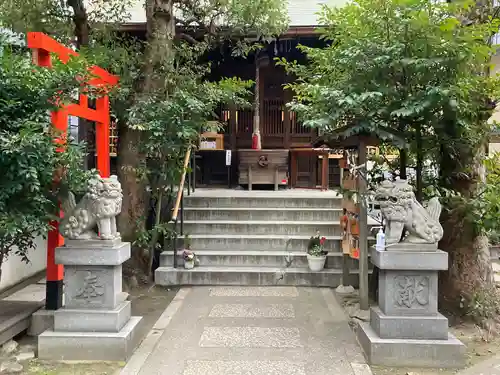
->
45;109;68;310
96;96;110;177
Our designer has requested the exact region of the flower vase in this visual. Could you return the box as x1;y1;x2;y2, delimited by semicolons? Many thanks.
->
307;254;326;272
184;260;195;269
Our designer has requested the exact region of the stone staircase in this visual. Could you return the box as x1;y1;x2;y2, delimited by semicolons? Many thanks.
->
155;189;374;287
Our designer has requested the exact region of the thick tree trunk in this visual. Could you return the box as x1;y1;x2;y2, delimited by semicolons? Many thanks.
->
67;0;92;170
116;0;175;278
116;121;147;242
439;141;494;318
67;0;90;48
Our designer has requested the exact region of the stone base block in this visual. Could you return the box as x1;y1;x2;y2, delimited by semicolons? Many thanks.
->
54;301;131;333
56;241;131;266
28;308;54;336
371;248;448;271
379;269;439;316
64;265;122;310
38;316;142;361
370;306;449;340
357;322;466;368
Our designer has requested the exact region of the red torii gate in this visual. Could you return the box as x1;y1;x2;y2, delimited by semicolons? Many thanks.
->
27;32;119;310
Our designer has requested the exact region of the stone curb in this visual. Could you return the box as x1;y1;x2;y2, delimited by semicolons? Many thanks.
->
322;288;373;375
116;287;191;375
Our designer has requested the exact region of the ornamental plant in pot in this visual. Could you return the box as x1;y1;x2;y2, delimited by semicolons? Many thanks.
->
182;235;198;269
307;232;328;271
183;250;196;269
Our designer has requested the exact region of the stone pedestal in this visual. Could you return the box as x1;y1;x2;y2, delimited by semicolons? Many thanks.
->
357;246;466;368
38;239;142;361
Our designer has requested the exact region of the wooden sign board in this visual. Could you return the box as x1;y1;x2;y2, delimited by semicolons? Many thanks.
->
200;132;224;150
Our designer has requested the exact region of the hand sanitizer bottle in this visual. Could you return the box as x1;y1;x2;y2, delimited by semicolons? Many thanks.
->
376;227;385;251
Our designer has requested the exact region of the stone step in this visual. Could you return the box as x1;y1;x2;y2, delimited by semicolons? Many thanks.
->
182;207;343;221
183;220;378;237
160;250;371;269
183;220;340;236
155;266;362;287
178;234;340;252
177;234;376;252
184;196;342;209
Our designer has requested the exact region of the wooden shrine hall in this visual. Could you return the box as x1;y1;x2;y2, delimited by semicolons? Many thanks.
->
110;1;364;191
194;35;346;191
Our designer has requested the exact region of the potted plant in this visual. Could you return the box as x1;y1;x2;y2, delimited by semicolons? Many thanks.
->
183;250;196;269
307;232;328;271
182;235;198;269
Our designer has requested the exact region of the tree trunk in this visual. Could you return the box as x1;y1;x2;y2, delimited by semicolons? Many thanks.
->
67;0;92;170
116;0;175;277
116;121;147;242
439;141;494;318
67;0;90;48
144;0;175;91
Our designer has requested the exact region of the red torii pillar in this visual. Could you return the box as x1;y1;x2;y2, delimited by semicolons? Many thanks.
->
27;32;119;310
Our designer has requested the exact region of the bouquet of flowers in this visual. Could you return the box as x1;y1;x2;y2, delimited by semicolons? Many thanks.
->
307;231;328;256
183;250;196;262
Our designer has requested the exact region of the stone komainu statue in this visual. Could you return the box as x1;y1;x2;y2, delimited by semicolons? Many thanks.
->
60;175;122;240
374;179;444;245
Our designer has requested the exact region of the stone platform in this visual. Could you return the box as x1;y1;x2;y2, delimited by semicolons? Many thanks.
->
38;317;142;361
357;322;465;368
357;247;465;368
38;239;142;361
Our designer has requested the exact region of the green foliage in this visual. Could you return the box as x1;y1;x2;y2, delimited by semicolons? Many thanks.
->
277;0;500;208
177;0;289;45
0;45;89;267
466;286;500;324
471;152;500;244
0;0;134;45
128;40;253;193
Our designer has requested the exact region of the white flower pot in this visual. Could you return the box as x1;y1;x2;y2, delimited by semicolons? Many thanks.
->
184;260;195;269
307;254;326;272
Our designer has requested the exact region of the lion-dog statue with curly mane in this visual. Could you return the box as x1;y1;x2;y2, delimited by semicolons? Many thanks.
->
374;179;443;246
60;175;122;240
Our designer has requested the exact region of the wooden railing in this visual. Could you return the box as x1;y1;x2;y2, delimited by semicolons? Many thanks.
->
172;147;192;221
171;147;194;269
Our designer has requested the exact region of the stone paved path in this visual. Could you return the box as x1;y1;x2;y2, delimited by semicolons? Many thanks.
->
455;354;500;375
120;286;372;375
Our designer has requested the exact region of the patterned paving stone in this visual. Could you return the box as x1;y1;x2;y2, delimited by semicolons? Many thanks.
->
209;286;299;297
182;360;306;375
199;326;303;348
209;303;295;318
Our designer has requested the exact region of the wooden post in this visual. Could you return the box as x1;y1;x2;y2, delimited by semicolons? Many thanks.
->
248;166;252;191
321;152;329;190
229;105;237;151
342;254;351;286
252;55;262;150
274;167;279;191
290;151;297;188
358;140;369;310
